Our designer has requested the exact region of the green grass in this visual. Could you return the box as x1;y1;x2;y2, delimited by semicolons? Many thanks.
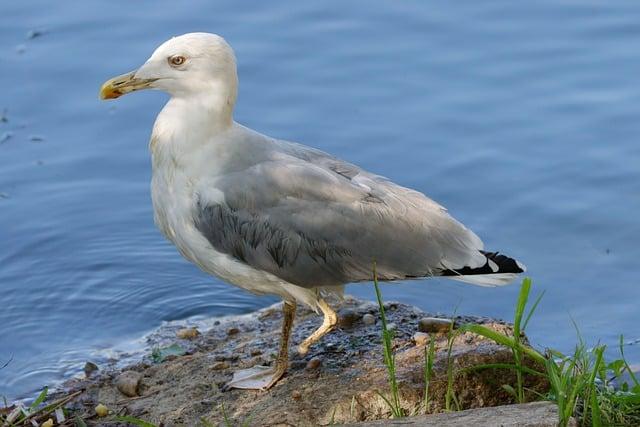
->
444;314;460;412
372;274;640;426
422;337;436;413
372;263;405;418
459;278;640;427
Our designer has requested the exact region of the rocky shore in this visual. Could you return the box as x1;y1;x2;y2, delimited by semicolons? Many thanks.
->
54;297;556;426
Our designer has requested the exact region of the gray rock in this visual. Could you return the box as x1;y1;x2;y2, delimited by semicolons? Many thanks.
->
115;370;143;397
386;322;397;332
418;317;453;333
362;313;376;326
83;361;99;378
306;357;322;370
346;402;574;426
338;309;359;329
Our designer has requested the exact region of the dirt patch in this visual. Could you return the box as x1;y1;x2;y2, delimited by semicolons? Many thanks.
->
57;297;548;426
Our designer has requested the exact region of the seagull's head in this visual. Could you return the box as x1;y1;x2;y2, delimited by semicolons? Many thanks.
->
100;33;237;101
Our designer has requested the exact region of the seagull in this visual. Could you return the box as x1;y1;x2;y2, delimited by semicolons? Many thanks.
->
100;32;525;390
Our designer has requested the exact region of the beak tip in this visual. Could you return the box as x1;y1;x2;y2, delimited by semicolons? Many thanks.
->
99;83;120;100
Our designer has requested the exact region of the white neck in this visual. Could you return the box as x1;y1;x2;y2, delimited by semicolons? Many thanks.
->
151;77;238;156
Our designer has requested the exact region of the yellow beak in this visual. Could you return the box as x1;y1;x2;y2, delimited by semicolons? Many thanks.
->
99;71;156;100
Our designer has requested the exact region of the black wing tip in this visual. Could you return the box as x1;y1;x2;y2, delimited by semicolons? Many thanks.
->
441;250;526;277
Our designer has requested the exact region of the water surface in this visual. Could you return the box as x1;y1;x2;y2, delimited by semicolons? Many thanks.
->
1;0;639;400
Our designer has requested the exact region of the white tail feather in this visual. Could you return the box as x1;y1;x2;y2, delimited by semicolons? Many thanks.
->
449;273;519;287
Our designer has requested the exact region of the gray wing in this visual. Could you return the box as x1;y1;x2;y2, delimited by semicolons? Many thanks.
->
193;141;487;288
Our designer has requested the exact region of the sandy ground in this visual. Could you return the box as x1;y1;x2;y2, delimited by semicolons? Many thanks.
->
56;297;548;426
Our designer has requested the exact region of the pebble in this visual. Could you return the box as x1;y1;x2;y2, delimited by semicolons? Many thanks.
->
418;317;453;334
250;349;262;356
362;313;376;326
95;403;109;417
291;390;302;400
337;309;359;329
386;322;397;332
41;419;54;427
306;357;322;370
176;327;200;339
115;370;142;397
83;361;99;377
227;327;240;336
413;332;430;346
212;361;229;370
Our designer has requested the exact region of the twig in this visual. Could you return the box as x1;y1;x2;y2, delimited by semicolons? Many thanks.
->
17;391;82;426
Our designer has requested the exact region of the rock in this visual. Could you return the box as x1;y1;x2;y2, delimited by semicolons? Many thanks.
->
83;361;99;378
227;327;240;336
176;327;200;339
418;317;453;333
338;309;360;329
115;370;142;397
413;332;430;346
95;403;109;417
362;313;376;326
386;322;397;332
212;361;229;370
306;357;322;370
345;402;574;426
250;349;262;356
61;299;549;427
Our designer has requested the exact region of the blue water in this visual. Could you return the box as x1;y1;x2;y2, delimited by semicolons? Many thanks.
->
2;0;639;401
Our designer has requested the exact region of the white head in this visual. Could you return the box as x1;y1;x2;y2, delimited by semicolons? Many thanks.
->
100;33;238;119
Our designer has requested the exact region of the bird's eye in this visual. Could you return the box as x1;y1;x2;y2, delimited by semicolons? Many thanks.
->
168;55;186;67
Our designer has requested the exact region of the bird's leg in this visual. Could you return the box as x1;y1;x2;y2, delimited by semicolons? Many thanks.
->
298;298;337;356
226;300;296;390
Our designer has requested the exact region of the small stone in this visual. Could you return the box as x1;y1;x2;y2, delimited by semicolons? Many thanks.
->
362;313;376;326
83;361;99;377
95;403;109;417
306;357;322;370
418;317;454;333
212;361;229;370
338;309;359;329
41;419;54;427
227;327;240;336
292;390;302;400
250;349;262;356
115;370;142;397
413;332;430;346
176;327;200;339
386;322;397;332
